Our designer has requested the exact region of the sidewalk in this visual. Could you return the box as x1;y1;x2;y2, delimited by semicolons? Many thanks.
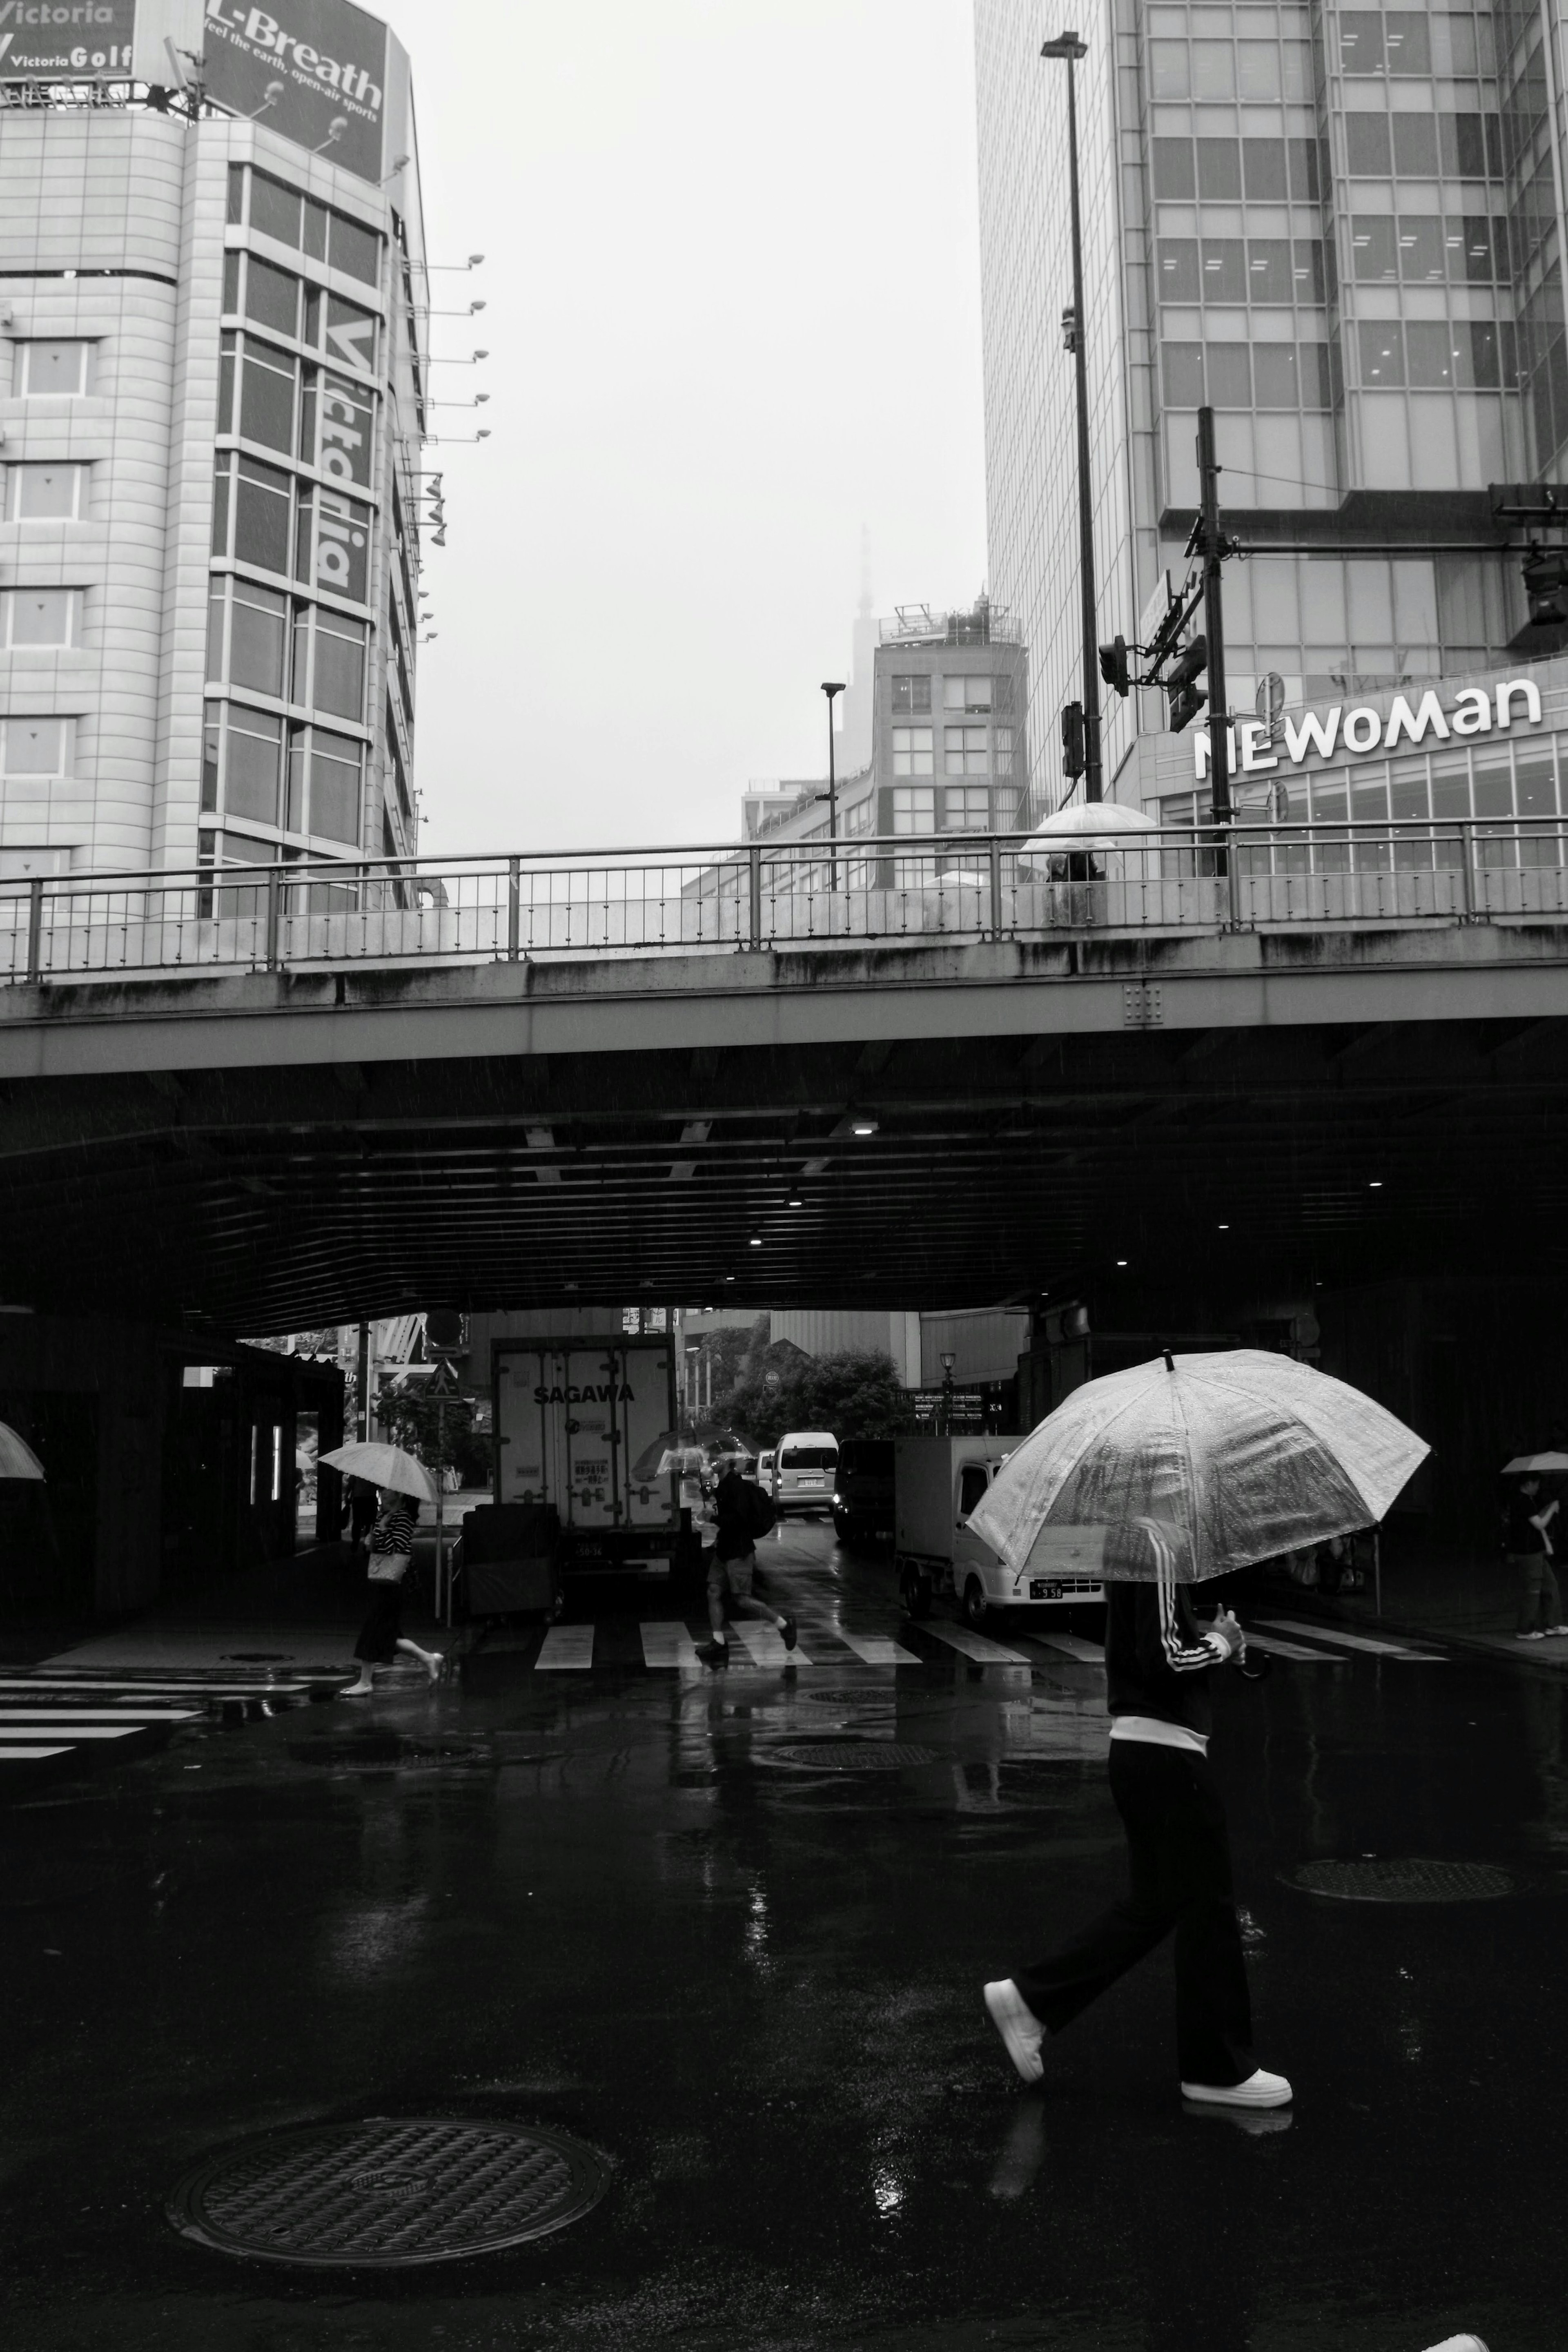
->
1265;1536;1568;1672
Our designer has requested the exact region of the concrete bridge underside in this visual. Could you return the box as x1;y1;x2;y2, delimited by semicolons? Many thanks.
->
2;926;1567;1331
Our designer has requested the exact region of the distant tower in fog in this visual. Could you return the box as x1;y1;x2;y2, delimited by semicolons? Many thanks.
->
839;524;877;777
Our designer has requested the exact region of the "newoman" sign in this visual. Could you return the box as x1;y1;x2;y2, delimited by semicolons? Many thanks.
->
1194;676;1544;779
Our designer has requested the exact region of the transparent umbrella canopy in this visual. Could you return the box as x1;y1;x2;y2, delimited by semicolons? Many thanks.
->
318;1442;439;1503
0;1420;45;1480
969;1349;1429;1585
1020;800;1161;859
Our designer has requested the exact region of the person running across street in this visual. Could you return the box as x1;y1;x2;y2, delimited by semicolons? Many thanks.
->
342;1489;445;1695
1507;1472;1565;1641
982;1533;1292;2111
697;1462;796;1667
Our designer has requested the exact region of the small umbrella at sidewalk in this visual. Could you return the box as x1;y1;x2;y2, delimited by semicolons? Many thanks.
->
0;1420;45;1480
969;1349;1428;1585
1503;1451;1568;1474
318;1441;438;1504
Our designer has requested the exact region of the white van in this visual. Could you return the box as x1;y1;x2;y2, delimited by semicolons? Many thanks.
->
770;1430;838;1516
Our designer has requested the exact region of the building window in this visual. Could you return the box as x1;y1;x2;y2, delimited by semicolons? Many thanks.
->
208;578;289;698
891;726;933;776
224;251;380;373
299;606;368;722
16;341;92;396
891;785;935;832
216;704;285;825
890;674;931;714
944;725;989;776
0;589;80;647
944;785;992;829
1161;341;1332;410
238;165;383;288
994;727;1014;776
287;726;362;843
4;464;87;520
212;456;372;606
1354;319;1508;388
944;676;993;712
0;716;70;775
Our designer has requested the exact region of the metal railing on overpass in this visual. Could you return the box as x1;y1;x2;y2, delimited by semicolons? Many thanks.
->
2;820;1567;986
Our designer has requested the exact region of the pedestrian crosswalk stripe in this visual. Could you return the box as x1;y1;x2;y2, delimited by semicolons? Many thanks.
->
639;1622;704;1670
0;1707;205;1723
729;1623;810;1668
0;1746;72;1763
1244;1630;1347;1662
918;1624;1033;1665
1257;1616;1442;1659
535;1626;595;1670
0;1723;151;1743
836;1634;922;1667
1023;1632;1105;1664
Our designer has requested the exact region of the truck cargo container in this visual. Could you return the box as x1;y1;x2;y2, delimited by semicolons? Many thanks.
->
493;1335;703;1587
894;1435;1104;1630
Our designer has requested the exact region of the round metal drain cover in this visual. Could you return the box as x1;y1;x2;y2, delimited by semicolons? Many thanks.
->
168;2116;608;2267
804;1686;898;1705
772;1742;938;1770
1291;1858;1515;1904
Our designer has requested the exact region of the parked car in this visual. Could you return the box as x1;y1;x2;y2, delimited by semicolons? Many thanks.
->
769;1430;839;1516
832;1438;895;1549
893;1435;1104;1630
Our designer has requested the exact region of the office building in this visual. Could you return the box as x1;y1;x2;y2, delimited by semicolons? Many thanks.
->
974;1;1568;820
742;596;1030;848
0;0;428;883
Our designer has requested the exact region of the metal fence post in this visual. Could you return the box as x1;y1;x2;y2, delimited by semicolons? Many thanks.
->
1226;834;1242;930
264;863;283;971
747;843;762;950
987;834;1002;938
1458;822;1475;922
24;875;44;982
507;855;521;959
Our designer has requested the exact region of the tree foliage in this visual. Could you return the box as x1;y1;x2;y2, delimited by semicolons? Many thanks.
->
725;1349;915;1450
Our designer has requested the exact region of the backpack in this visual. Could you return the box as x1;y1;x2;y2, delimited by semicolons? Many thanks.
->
740;1478;777;1539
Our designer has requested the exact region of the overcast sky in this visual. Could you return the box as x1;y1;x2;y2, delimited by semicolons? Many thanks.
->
372;0;988;855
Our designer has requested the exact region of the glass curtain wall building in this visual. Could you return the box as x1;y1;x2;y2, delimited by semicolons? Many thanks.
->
974;1;1568;820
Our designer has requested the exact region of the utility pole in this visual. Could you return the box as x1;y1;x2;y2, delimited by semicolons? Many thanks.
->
1042;31;1102;804
818;681;846;889
1196;406;1232;828
355;1320;371;1440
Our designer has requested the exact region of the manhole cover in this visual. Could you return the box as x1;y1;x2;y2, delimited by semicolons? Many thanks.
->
771;1742;938;1770
804;1686;898;1705
1290;1858;1515;1903
167;2116;608;2267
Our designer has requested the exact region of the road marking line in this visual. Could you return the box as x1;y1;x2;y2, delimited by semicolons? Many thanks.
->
837;1634;922;1666
1257;1616;1442;1659
0;1746;73;1761
729;1623;812;1668
535;1626;595;1670
0;1707;205;1722
1243;1631;1347;1662
639;1622;705;1670
919;1624;1032;1665
1023;1632;1105;1663
0;1724;148;1741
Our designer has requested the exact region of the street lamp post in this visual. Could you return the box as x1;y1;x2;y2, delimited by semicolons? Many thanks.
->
940;1350;956;1435
818;680;846;888
1040;30;1101;805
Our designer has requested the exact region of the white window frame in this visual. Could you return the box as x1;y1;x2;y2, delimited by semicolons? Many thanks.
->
17;340;94;397
4;463;88;521
891;785;935;833
994;725;1014;776
0;715;74;777
944;724;989;776
0;588;82;648
944;675;993;712
943;784;992;829
891;725;933;777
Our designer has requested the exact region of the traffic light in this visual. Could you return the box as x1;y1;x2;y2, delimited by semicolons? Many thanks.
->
1099;635;1131;697
1164;633;1208;733
1522;544;1568;626
1061;700;1086;778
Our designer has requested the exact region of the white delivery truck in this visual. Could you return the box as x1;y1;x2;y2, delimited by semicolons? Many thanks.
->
492;1333;704;1589
893;1434;1105;1630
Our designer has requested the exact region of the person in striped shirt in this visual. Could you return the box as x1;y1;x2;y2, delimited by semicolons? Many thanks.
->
983;1536;1291;2112
342;1491;445;1695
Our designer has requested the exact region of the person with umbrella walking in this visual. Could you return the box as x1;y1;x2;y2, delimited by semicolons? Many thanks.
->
968;1349;1427;2112
320;1442;445;1696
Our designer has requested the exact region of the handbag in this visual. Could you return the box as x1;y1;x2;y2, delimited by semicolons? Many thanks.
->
367;1551;410;1584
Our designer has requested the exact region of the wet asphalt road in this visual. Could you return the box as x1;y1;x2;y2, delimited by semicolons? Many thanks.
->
2;1520;1566;2352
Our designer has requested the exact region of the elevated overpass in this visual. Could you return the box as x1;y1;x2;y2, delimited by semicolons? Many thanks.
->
2;825;1567;1331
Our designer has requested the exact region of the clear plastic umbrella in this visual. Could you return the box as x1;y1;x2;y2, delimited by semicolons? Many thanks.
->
1020;800;1160;858
318;1441;439;1503
0;1420;45;1480
969;1349;1428;1585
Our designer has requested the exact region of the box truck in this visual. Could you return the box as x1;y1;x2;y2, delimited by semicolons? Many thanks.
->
894;1434;1104;1630
492;1334;703;1588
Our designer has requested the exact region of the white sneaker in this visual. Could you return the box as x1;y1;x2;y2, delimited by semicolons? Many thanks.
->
1517;1630;1546;1642
1548;1626;1568;1638
1179;2066;1293;2109
984;1978;1044;2084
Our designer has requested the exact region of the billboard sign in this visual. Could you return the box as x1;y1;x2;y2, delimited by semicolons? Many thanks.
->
0;1;140;78
202;0;388;183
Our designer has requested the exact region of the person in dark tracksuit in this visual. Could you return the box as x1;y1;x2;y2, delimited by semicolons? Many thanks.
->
984;1541;1292;2110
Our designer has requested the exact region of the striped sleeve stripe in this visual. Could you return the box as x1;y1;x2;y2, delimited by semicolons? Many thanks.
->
1155;1539;1227;1672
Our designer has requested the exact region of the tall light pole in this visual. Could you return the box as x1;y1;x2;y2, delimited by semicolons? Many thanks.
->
1040;30;1101;805
818;680;846;886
